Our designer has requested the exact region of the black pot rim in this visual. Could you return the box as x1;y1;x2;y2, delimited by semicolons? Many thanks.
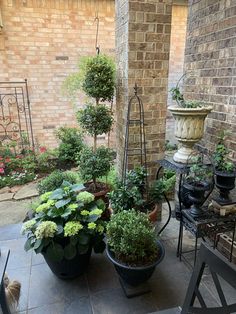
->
184;180;210;192
106;240;165;271
214;170;236;177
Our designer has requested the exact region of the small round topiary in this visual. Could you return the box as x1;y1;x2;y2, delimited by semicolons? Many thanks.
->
106;209;158;266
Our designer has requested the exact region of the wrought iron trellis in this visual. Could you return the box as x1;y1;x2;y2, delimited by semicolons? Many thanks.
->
0;79;34;153
122;84;148;188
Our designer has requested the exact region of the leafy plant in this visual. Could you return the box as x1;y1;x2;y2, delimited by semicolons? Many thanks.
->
77;104;113;150
213;132;235;173
170;74;204;108
106;209;158;266
38;170;81;195
149;171;176;204
186;156;212;185
56;127;84;164
22;181;106;262
78;146;114;188
108;167;147;213
63;54;115;104
36;148;58;174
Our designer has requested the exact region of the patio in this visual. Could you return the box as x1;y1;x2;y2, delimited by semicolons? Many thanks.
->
1;204;235;314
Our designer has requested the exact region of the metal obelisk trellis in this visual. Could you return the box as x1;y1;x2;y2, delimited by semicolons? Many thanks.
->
122;84;148;190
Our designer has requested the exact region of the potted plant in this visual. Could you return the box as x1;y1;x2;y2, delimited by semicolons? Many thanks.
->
108;166;146;214
183;155;213;217
169;74;212;163
212;132;236;204
106;209;165;287
21;181;106;279
148;170;176;221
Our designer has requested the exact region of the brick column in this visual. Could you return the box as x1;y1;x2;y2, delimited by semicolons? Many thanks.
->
116;0;172;180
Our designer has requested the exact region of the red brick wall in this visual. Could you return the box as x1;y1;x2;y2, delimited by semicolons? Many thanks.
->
0;0;115;148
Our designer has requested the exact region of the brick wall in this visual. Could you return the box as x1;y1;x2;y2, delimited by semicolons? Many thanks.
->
166;3;187;145
184;0;236;160
116;0;172;179
0;0;115;148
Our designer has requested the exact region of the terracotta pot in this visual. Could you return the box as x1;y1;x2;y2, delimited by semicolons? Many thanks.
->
148;203;162;223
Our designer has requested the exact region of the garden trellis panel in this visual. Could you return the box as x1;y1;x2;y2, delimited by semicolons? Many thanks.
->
0;80;34;153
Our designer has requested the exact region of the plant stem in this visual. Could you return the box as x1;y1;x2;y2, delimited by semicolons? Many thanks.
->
94;135;97;152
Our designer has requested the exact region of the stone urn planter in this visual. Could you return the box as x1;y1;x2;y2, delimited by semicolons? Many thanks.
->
169;106;212;163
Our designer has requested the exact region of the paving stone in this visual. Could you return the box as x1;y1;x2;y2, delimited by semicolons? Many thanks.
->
0;193;14;202
27;297;93;314
0;186;11;194
14;182;39;200
0;200;33;227
28;263;89;309
91;287;158;314
0;223;23;241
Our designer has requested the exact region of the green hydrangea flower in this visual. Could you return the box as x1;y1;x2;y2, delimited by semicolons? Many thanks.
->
96;224;104;234
64;221;83;237
40;191;52;202
89;208;103;216
35;203;50;213
21;219;36;234
77;191;95;204
68;203;78;211
35;221;57;239
88;222;96;230
81;210;90;216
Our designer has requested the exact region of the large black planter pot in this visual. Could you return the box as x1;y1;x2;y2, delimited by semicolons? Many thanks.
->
215;170;236;204
42;246;92;280
106;241;165;286
183;181;210;218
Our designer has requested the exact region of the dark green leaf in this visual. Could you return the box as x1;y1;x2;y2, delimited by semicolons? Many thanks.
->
24;238;33;252
50;189;63;200
46;243;64;262
78;232;90;245
71;183;85;192
77;243;89;254
64;244;77;260
33;239;42;250
55;198;71;209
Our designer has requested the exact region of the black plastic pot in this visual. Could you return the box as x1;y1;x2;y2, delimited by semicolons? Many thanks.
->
42;246;92;280
106;241;165;286
215;170;236;204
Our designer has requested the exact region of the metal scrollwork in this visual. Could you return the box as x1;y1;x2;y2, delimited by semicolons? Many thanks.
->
0;80;34;152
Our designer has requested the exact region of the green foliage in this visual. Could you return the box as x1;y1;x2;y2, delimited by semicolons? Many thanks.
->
108;167;146;213
62;54;115;103
82;55;115;103
165;140;177;151
78;146;114;185
213;132;235;173
97;166;117;189
77;104;113;137
106;209;158;266
149;171;176;204
56;127;84;163
170;86;203;108
36;148;58;173
38;170;81;195
186;156;212;185
22;181;106;261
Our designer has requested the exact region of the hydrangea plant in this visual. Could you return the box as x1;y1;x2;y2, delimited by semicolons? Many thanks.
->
21;181;106;262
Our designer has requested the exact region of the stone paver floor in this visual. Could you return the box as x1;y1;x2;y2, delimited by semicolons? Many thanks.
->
0;205;235;314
